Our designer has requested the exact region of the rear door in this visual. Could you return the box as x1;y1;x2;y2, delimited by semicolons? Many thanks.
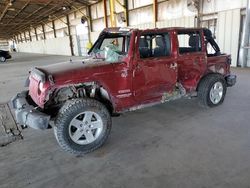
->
176;30;207;91
133;31;177;103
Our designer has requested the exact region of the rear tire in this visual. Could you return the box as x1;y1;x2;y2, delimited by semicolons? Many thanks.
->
198;74;227;107
54;98;112;155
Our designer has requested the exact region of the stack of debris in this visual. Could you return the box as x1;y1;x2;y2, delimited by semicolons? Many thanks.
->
0;104;22;147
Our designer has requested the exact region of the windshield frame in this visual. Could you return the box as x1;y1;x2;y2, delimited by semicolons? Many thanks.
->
88;31;131;56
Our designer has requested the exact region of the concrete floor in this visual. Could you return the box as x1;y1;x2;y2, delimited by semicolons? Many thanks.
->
0;53;250;188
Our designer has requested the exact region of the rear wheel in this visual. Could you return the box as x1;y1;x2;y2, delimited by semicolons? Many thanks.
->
0;56;6;63
198;74;227;107
54;98;111;155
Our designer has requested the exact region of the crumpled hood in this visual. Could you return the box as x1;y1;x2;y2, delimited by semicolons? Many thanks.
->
38;57;114;84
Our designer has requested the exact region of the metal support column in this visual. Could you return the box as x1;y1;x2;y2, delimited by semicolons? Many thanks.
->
153;0;158;27
24;32;27;43
87;6;93;32
124;0;129;26
34;27;38;41
239;0;250;67
28;30;32;42
109;0;116;27
20;33;23;43
14;36;17;44
66;15;75;56
16;35;19;43
52;20;57;38
115;0;129;26
103;0;108;27
42;24;46;40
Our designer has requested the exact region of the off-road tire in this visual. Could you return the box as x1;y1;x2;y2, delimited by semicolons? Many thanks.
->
54;98;112;155
198;74;227;107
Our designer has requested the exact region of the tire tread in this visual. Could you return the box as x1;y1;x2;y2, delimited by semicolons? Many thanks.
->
54;98;111;155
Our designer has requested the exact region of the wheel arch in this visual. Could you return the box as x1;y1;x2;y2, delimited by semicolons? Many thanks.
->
50;81;116;115
196;72;225;91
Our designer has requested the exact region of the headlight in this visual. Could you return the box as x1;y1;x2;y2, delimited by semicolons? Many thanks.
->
39;82;44;91
38;82;45;95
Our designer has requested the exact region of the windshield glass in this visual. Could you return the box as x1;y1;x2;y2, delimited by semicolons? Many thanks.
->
90;33;130;62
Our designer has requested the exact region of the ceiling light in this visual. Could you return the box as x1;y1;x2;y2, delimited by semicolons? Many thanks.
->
8;0;12;6
8;8;15;11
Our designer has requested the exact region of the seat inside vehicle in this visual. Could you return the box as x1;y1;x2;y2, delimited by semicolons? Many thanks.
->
139;37;150;58
154;36;165;57
179;34;201;54
153;36;171;57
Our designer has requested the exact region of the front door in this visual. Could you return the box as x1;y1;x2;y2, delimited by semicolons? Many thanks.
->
133;32;177;103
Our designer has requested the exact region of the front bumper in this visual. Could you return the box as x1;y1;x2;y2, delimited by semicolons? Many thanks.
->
226;74;237;87
10;91;50;130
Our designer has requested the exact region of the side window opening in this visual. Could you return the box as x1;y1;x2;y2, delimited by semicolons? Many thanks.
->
178;31;202;54
139;33;171;59
139;35;151;58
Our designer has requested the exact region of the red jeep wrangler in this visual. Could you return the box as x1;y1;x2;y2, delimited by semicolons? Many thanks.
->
11;27;236;155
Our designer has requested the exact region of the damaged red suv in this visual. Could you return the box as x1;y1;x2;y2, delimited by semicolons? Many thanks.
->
11;27;236;155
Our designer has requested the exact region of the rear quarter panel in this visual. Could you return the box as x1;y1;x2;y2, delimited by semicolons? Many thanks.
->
206;54;231;76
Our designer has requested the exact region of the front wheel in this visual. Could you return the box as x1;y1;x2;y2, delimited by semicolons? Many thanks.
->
198;74;227;107
0;56;6;63
54;99;112;155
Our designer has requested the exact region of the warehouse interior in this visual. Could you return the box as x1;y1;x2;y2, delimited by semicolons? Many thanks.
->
0;0;250;188
0;0;249;66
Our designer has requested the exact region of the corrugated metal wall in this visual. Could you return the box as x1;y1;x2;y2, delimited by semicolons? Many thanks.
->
216;9;241;67
157;16;195;28
129;16;195;29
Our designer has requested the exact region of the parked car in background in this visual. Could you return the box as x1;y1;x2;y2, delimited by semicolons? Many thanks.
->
0;50;11;62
